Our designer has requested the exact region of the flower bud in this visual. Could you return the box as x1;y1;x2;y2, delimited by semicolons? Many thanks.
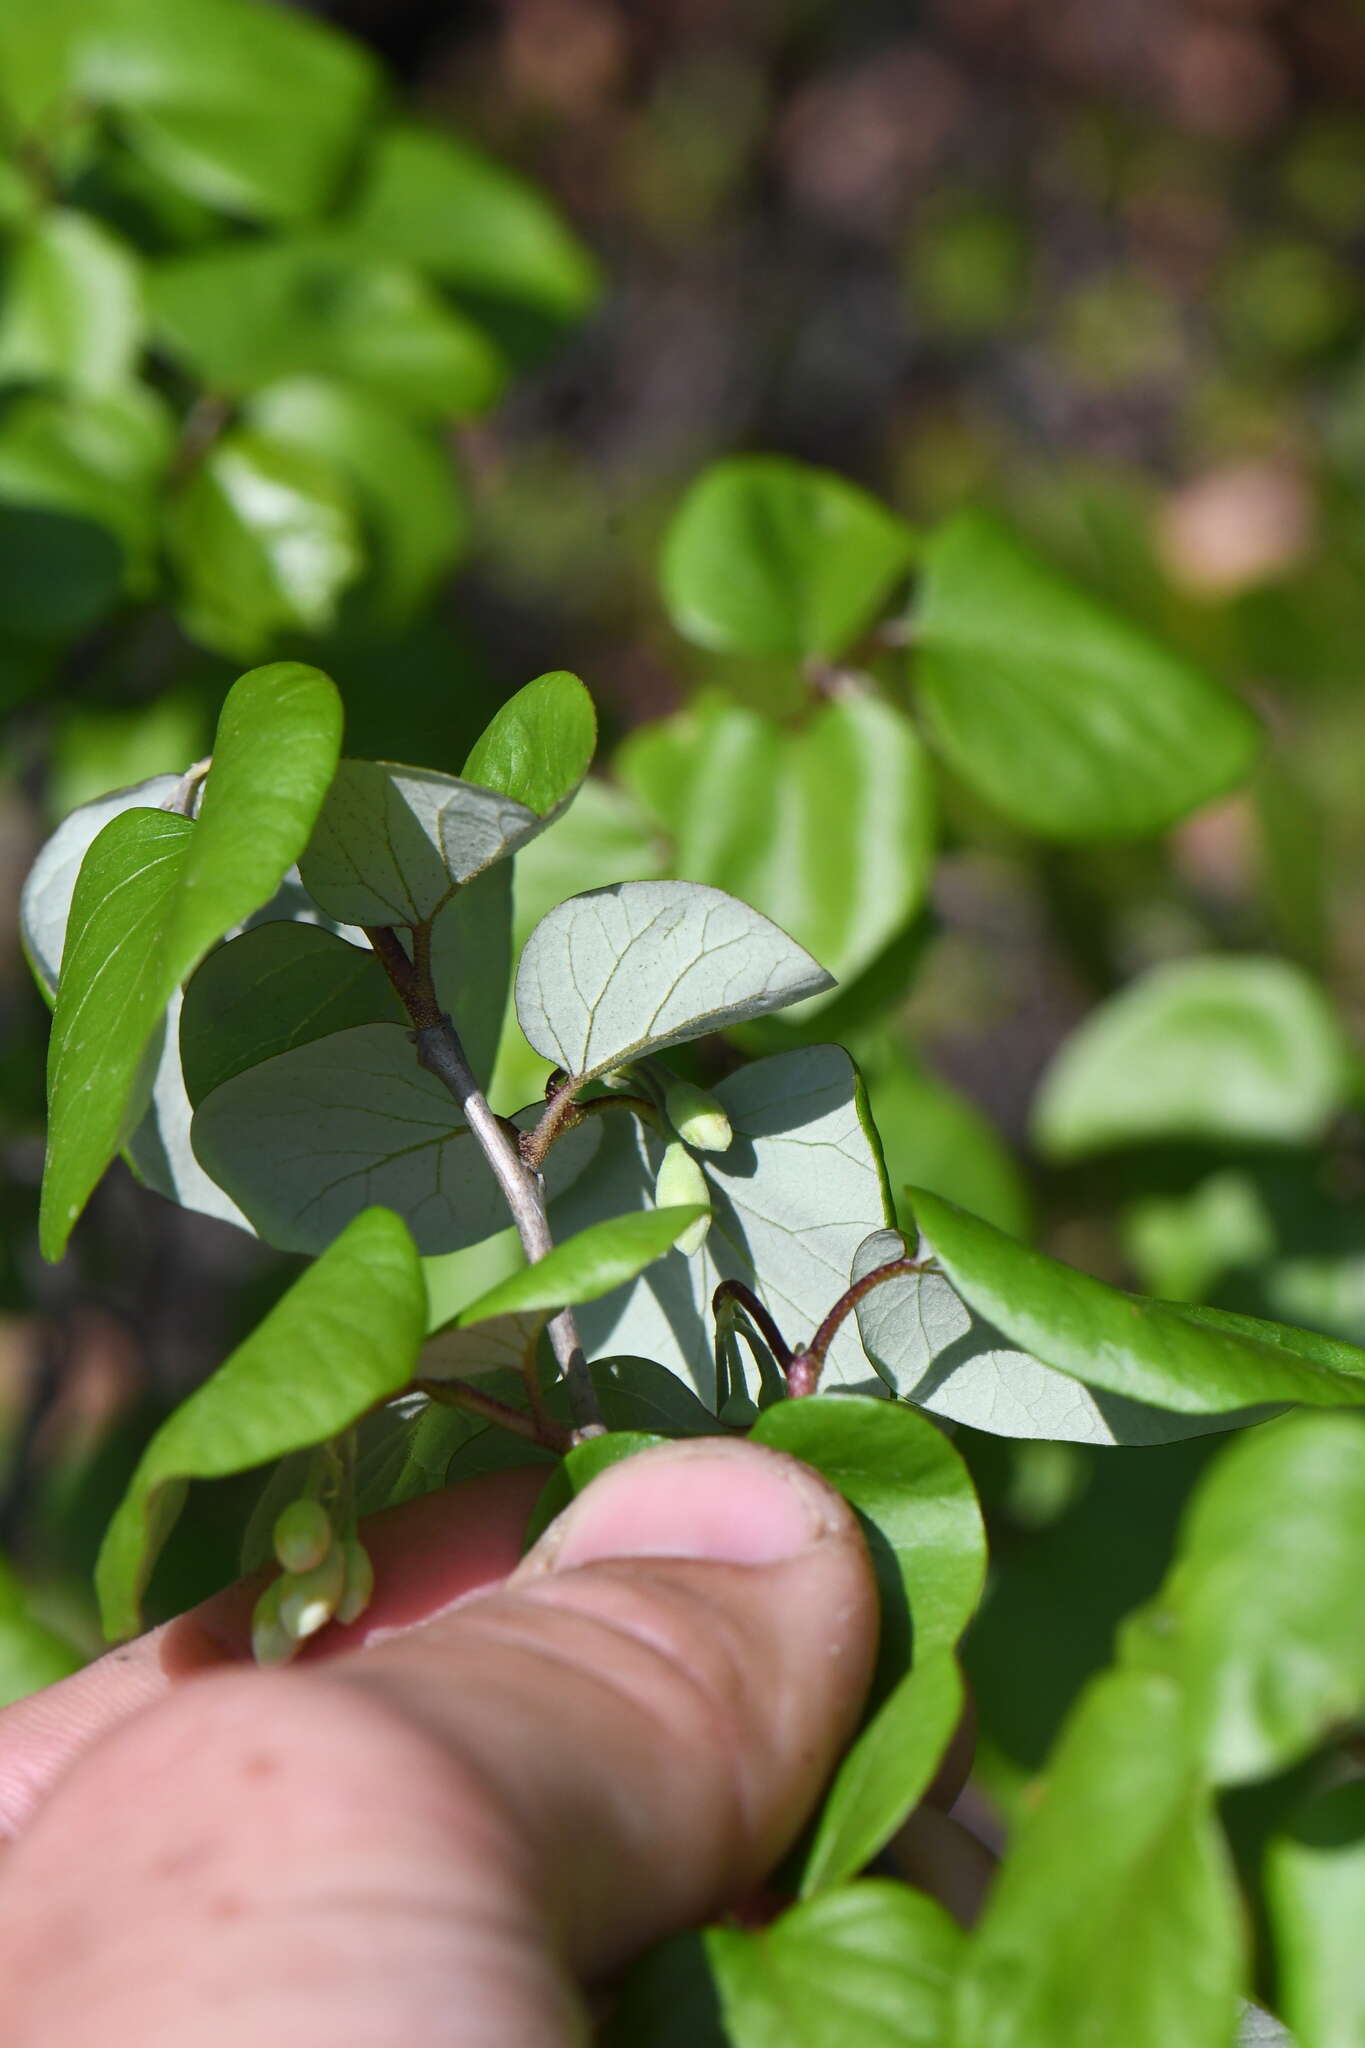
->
273;1497;332;1575
663;1077;732;1154
335;1538;375;1627
654;1140;712;1256
251;1579;296;1668
278;1542;347;1642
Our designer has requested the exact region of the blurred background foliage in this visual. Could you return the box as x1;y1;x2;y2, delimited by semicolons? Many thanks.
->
3;0;1365;1840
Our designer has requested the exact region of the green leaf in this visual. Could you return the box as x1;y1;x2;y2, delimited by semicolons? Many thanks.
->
752;1394;985;1695
853;1227;1272;1445
709;1881;964;2048
913;511;1260;840
96;1207;424;1640
22;769;180;998
148;237;503;418
191;1024;602;1256
427;860;515;1088
7;0;380;221
299;759;543;928
448;1208;711;1330
462;671;597;820
0;209;142;391
909;1187;1365;1417
0;1556;83;1706
1265;1781;1365;2048
1033;957;1349;1158
419;1310;546;1386
246;377;467;627
799;1650;965;1899
523;1430;666;1549
585;1357;721;1437
179;922;401;1108
41;662;343;1256
662;457;917;659
616;691;935;1010
343;122;599;320
165;429;362;657
0;385;173;597
516;879;834;1086
0;500;120;644
600;1931;728;2048
1122;1411;1365;1783
550;1046;892;1404
953;1670;1244;2048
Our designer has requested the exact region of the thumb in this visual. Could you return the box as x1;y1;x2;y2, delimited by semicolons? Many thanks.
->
0;1439;878;2048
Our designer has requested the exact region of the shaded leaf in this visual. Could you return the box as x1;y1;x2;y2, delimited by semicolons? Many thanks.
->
913;511;1260;840
662;456;916;659
299;758;539;928
191;1022;601;1256
96;1207;425;1640
516;879;833;1086
551;1046;892;1405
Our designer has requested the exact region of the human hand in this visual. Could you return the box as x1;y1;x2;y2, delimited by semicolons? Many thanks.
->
0;1439;880;2045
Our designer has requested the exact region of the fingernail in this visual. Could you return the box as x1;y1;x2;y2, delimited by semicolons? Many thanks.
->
521;1439;839;1577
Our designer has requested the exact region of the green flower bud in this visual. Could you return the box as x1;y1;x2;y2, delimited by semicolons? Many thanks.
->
278;1542;347;1642
655;1140;711;1256
663;1077;732;1154
273;1496;332;1575
251;1579;296;1668
335;1538;375;1627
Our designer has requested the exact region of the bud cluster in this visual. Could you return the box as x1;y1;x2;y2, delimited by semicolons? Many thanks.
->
251;1496;374;1665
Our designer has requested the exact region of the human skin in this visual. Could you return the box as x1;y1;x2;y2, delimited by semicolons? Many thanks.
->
0;1438;882;2045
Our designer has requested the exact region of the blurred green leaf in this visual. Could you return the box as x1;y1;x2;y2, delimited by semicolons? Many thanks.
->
344;122;599;321
954;1670;1243;2048
1265;1781;1365;2048
1034;958;1349;1159
165;429;362;656
618;691;935;1012
0;0;379;221
710;1882;963;2048
96;1207;424;1640
662;457;917;660
0;208;142;391
0;385;173;594
41;662;342;1255
1123;1412;1365;1783
149;237;503;418
859;1038;1030;1240
0;1556;83;1706
523;1430;666;1548
913;512;1260;840
247;378;467;627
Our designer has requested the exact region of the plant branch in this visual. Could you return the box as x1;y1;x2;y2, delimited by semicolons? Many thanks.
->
789;1257;924;1397
711;1280;793;1369
417;1377;572;1455
364;920;605;1436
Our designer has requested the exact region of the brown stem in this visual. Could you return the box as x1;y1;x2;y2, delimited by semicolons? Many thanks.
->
364;919;604;1435
417;1378;571;1455
711;1280;793;1370
790;1257;924;1396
